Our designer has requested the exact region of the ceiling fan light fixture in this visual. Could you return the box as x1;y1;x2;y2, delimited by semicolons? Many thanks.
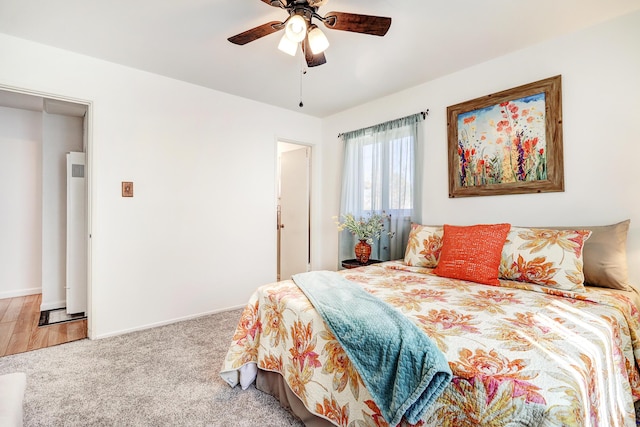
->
285;14;307;43
228;0;392;68
308;25;329;54
278;33;298;56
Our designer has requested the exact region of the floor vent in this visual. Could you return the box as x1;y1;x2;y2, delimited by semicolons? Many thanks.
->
38;308;86;327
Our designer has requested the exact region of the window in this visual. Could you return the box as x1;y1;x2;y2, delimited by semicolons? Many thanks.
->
339;113;424;263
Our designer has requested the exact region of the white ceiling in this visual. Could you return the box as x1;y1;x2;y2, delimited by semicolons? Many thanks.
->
1;0;639;117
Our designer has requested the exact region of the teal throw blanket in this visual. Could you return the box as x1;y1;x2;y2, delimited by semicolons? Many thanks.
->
292;271;452;425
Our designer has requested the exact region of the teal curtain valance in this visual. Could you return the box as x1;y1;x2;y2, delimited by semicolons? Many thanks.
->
339;111;427;140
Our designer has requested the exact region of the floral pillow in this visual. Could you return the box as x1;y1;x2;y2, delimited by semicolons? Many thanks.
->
404;224;444;268
535;220;632;291
499;227;592;292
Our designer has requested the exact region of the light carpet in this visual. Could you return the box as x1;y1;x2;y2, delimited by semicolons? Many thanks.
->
0;309;304;426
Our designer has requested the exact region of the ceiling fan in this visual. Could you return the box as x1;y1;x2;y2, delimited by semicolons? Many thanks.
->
228;0;392;67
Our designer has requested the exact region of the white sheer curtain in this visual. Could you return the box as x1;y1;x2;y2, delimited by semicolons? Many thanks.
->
339;113;424;264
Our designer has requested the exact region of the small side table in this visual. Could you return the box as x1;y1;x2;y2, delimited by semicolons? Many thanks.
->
341;259;382;269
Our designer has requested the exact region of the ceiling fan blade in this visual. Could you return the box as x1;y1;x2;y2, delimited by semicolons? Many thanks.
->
323;12;391;36
260;0;284;7
302;37;327;67
228;21;283;45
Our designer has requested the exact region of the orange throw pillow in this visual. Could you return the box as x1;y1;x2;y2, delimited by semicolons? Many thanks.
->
434;223;511;286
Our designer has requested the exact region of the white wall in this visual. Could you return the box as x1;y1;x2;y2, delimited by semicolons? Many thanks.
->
320;10;640;286
41;113;84;310
0;33;322;338
0;107;43;298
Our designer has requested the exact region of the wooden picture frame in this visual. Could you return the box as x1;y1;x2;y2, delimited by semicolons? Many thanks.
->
447;75;564;198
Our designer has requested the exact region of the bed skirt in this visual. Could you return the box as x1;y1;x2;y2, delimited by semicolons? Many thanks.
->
256;369;333;427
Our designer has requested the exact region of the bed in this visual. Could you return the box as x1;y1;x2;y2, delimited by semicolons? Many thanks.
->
221;221;640;426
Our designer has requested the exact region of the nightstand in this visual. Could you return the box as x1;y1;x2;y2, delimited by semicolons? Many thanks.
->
341;259;382;269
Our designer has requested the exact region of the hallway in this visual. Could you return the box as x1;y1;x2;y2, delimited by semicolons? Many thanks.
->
0;294;87;357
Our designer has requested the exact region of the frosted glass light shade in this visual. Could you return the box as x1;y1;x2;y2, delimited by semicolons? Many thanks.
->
285;14;307;43
308;26;329;54
278;34;298;56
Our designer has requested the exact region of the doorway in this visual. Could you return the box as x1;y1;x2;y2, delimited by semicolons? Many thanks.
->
0;87;91;353
277;141;311;281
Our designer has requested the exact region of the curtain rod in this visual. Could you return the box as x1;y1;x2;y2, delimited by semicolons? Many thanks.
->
337;109;429;139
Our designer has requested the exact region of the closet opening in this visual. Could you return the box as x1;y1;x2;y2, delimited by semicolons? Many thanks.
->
0;86;93;356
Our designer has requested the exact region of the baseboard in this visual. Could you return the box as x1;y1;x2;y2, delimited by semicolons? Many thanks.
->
40;300;66;311
0;287;41;299
93;304;246;340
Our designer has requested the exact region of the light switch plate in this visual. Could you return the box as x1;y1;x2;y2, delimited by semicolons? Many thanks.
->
122;181;133;197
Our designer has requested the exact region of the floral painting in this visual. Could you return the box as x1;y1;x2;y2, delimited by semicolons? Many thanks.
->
457;93;546;187
447;76;564;198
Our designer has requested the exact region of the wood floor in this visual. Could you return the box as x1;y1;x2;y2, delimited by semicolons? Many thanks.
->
0;294;87;357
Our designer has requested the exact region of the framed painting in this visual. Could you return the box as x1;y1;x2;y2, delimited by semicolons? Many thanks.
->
447;75;564;198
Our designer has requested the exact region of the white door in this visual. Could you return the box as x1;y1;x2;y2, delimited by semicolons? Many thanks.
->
66;152;87;314
278;145;310;280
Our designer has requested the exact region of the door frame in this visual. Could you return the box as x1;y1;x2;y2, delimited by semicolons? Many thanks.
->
276;138;312;280
0;83;94;338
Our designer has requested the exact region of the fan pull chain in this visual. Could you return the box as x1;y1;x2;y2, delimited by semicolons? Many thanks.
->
299;52;307;108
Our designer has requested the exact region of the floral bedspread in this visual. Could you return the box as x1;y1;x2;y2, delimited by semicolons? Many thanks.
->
221;261;640;426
